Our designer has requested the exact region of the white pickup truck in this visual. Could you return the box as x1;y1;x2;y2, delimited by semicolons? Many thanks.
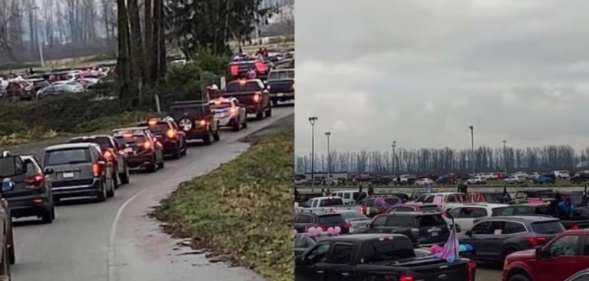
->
296;196;349;214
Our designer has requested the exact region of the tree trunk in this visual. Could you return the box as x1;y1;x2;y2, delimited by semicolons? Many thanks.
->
127;0;145;105
116;0;131;101
158;0;166;79
144;0;153;84
151;0;161;82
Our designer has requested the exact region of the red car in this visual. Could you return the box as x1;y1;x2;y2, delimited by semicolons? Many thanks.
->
503;229;589;281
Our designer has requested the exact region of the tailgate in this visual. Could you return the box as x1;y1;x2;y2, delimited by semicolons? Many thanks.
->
222;92;257;105
267;80;294;93
401;257;469;281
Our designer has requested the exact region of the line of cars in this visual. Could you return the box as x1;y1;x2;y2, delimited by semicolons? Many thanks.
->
0;73;288;277
295;189;589;281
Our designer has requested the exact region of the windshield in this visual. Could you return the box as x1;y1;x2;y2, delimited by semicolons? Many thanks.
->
318;214;345;226
45;148;91;166
339;212;368;221
532;221;565;234
418;215;446;227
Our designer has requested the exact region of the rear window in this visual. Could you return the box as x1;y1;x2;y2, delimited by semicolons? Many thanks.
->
169;105;206;118
421;205;442;212
418;215;446;227
226;81;262;92
318;214;345;226
268;70;294;80
484;193;506;203
45;148;91;166
0;157;22;177
210;102;233;109
360;238;415;263
70;137;112;150
144;123;169;135
532;221;565;234
339;212;367;220
319;198;344;207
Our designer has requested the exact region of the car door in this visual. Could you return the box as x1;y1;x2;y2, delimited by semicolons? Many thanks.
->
323;243;356;281
477;220;507;260
366;215;388;233
296;243;332;281
465;221;494;258
535;234;582;281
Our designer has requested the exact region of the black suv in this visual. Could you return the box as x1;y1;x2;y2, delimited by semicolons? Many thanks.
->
169;100;220;145
69;135;130;187
0;153;55;223
138;118;187;158
294;213;350;234
364;212;450;246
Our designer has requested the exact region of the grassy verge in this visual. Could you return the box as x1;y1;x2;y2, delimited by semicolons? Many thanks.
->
153;127;294;281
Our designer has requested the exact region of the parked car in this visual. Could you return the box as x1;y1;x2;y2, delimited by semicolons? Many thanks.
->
69;135;130;187
358;195;403;217
460;216;564;263
437;174;458;185
0;155;15;271
112;127;164;172
505;176;527;184
469;192;512;204
227;59;269;81
466;176;486;185
0;154;55;223
209;97;248;131
415;177;435;186
534;174;556;185
447;204;509;233
503;229;589;281
222;79;271;120
554;170;571;180
335;209;371;233
364;212;450;246
44;142;115;202
37;82;84;98
266;68;294;105
298;196;347;214
138;117;188;158
169;100;220;145
5;80;34;100
571;171;589;184
294;234;317;258
493;202;589;229
389;203;442;213
295;234;477;281
412;192;468;210
293;212;350;234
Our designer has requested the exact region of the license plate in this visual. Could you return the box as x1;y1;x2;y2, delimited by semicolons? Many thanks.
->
62;172;74;178
431;232;439;237
277;93;284;97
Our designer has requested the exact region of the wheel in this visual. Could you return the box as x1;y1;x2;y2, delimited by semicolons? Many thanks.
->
107;178;115;198
213;129;220;141
508;274;531;281
146;155;157;172
265;105;272;118
41;207;54;224
120;165;130;184
96;180;107;202
203;130;213;145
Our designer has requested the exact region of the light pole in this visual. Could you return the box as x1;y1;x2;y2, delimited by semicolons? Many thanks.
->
392;140;396;175
503;140;507;174
308;116;318;189
470;125;475;175
325;132;331;178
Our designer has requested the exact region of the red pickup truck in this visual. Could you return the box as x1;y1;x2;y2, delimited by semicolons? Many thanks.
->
503;229;589;281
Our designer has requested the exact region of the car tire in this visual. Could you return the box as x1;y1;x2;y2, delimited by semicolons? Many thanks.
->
508;274;531;281
96;180;107;202
41;207;54;224
120;165;130;185
265;105;272;118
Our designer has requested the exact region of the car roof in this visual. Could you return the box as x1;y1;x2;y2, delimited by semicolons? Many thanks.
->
385;211;443;216
480;215;559;223
310;196;343;200
451;203;509;209
321;233;406;242
113;127;149;132
45;142;99;151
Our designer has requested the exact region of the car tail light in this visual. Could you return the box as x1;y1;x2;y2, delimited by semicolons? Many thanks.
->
143;141;152;150
25;174;45;188
198;120;207;127
255;61;267;73
92;162;102;177
399;274;415;281
467;260;476;281
253;92;261;103
166;128;176;139
230;65;239;76
32;197;44;204
527;236;548;246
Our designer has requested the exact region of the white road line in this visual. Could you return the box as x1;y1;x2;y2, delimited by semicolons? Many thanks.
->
107;190;145;281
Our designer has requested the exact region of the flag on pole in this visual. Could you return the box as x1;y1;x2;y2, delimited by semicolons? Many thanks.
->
435;222;460;263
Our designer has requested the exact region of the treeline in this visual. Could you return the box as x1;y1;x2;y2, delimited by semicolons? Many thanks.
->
295;145;589;175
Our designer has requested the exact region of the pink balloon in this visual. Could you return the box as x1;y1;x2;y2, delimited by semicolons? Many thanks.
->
327;227;335;235
334;226;341;235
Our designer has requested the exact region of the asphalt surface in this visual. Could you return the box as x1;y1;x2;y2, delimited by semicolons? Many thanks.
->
9;105;293;281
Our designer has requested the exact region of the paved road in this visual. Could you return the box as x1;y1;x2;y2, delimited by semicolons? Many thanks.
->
10;105;293;281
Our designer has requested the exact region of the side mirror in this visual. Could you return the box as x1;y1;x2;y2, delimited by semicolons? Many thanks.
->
44;168;54;175
536;247;550;259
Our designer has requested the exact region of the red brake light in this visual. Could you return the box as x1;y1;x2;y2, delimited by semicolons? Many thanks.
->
255;61;267;73
144;141;152;150
399;274;415;281
92;162;102;177
166;128;176;139
199;120;207;127
253;92;261;103
25;174;45;187
230;65;239;76
467;260;476;281
527;236;548;246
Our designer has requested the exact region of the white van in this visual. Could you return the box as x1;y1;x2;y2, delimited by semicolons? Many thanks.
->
334;190;364;205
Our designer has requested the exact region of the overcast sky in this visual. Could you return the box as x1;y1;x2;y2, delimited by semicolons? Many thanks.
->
294;0;589;156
